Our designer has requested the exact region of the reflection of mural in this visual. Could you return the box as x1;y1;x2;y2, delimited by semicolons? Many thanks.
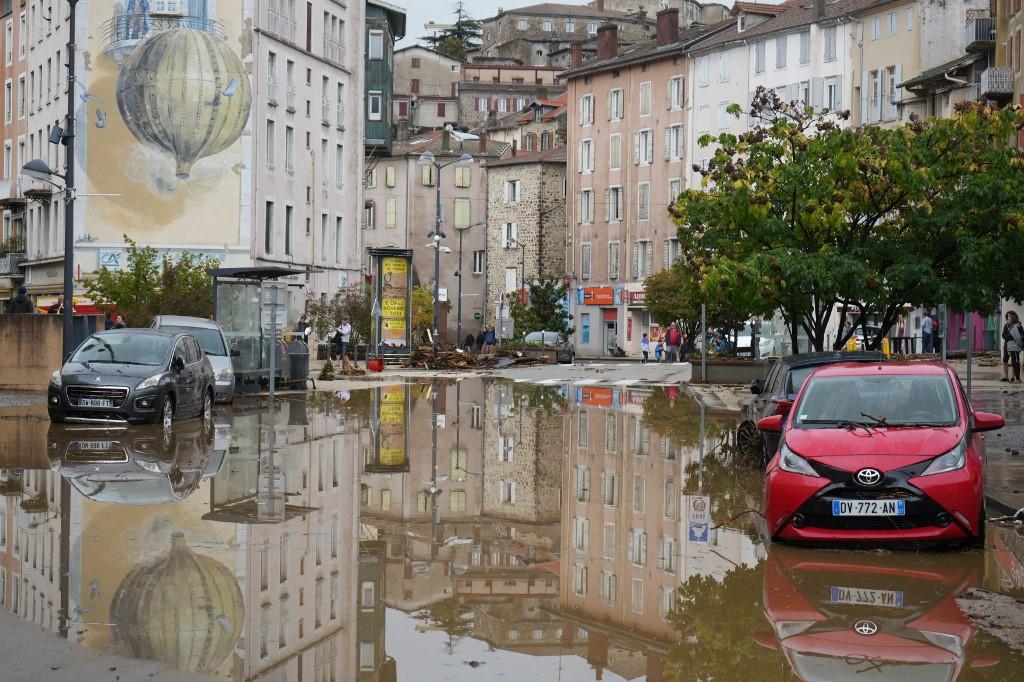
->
116;28;252;179
110;531;243;673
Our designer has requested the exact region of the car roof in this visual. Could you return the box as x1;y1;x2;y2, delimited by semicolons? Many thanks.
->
808;361;949;378
153;315;221;329
776;351;886;368
97;329;177;338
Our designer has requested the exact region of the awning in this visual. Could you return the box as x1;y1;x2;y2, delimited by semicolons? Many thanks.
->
206;266;316;280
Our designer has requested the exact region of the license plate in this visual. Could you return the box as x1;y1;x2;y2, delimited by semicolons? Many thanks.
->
829;586;904;608
831;499;905;516
78;398;113;408
74;441;114;450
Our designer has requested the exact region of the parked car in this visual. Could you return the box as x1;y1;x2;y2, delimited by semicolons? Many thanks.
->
736;319;777;358
523;330;575;364
757;362;1003;545
48;329;216;427
739;351;886;466
151;315;236;403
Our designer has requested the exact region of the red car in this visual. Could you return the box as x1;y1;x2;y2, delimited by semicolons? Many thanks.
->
758;362;1004;545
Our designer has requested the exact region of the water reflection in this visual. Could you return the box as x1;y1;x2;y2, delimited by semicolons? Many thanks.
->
0;380;1021;680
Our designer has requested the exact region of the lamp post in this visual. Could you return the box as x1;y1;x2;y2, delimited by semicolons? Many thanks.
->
21;1;78;358
454;221;484;346
418;148;473;355
509;238;526;305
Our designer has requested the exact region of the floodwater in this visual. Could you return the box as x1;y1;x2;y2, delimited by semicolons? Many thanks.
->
1;378;1023;681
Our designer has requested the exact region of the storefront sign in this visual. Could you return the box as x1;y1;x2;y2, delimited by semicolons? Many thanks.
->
629;291;646;304
580;287;615;306
579;386;615;407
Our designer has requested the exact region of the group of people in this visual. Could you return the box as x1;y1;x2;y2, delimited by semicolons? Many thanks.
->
464;326;498;354
638;322;686;364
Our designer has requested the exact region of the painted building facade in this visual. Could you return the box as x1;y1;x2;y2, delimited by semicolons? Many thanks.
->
365;0;405;156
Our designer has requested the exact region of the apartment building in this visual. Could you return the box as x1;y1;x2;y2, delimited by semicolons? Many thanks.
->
564;9;712;357
483;94;567;150
362;130;509;342
393;45;462;131
364;1;406;156
458;63;565;129
850;0;919;127
997;0;1024;109
0;0;27;305
16;0;365;320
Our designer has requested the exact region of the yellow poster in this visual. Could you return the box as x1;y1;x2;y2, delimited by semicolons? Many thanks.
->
382;298;406;318
382;257;408;279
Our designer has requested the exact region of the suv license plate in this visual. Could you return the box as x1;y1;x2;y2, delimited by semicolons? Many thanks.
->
78;398;113;408
829;586;904;608
831;499;905;516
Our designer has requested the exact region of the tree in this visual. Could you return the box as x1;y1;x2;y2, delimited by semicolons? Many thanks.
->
674;90;1024;352
305;285;373;349
85;236;218;326
421;2;482;61
411;284;437;344
507;277;573;339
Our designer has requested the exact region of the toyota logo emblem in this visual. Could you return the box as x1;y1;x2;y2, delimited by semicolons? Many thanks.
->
853;619;879;636
855;468;883;487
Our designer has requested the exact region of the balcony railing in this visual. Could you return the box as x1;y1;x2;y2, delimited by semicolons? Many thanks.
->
980;66;1014;97
321;98;331;123
323;37;346;67
266;8;297;43
285;85;296;109
336;103;345;128
965;17;996;52
267;78;278;102
100;14;226;63
0;252;25;275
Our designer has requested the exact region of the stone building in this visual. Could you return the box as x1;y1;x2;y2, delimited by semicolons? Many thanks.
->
485;146;567;335
596;0;730;28
458;62;565;129
483;94;568;152
393;45;463;132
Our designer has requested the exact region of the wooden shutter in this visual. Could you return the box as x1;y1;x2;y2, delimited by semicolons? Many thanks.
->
385;166;395;187
633;133;640;165
576;191;583;224
645;132;653;164
835;75;843;109
588;142;595;171
860;69;869;122
606;90;612;120
644;242;653;277
893;63;902;102
663;240;670;269
811;77;824;112
632;241;639;279
664;127;671;160
604;188;611;221
579;96;584;125
665;78;672;110
386;198;397;228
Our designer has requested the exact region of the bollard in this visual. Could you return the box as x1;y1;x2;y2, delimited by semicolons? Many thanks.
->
881;337;891;357
845;337;858;351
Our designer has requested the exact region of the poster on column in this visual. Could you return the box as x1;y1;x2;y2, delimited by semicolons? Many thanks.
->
373;250;413;355
370;384;410;472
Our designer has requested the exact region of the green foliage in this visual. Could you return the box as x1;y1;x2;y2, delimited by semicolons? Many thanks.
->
318;360;335;380
421;2;481;61
640;390;731;449
0;233;25;256
411;284;437;343
507;277;573;339
84;235;217;326
674;90;1024;351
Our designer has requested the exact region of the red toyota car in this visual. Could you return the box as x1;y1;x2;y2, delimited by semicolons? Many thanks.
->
758;362;1004;545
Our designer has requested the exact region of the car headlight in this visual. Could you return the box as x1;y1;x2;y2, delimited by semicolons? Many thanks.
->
920;438;967;476
49;370;62;388
778;444;821;477
216;368;234;382
136;373;164;391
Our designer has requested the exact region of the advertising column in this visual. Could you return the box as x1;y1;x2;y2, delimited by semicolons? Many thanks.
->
370;248;413;360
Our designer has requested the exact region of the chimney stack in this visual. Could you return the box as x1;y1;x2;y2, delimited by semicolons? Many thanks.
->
441;128;452;151
596;23;619;60
479;131;487;153
596;0;605;11
570;41;583;68
512;139;517;157
814;0;825;19
656;8;679;46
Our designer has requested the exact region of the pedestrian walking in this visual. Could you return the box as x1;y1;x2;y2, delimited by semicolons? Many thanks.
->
475;330;486;353
921;311;934;354
336;317;352;362
665;323;679;363
464;333;475;354
1001;311;1024;382
484;325;496;354
654;337;664;362
114;315;126;328
640;333;650;364
9;286;34;314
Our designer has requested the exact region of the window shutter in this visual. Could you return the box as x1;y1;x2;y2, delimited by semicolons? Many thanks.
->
873;78;882;121
860;70;869;122
576;191;583;224
604;188;611;221
633;133;640;165
578;97;583;125
664;127;671;160
645;242;653;276
504;182;510;202
893;63;902;101
632;241;639;279
665;79;672;110
835;75;843;109
588;142;595;171
606;90;612;120
577;141;584;173
811;77;823;112
645;133;654;164
663;240;670;269
511;222;518;243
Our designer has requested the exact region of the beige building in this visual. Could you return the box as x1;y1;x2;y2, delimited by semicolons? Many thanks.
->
850;0;920;127
393;45;463;132
0;0;28;304
564;9;701;357
485;147;567;336
362;130;509;342
997;0;1024;109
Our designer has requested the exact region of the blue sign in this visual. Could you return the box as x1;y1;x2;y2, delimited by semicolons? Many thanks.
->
688;520;709;543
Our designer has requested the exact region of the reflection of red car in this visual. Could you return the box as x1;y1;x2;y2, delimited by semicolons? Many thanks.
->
758;363;1003;545
756;546;997;681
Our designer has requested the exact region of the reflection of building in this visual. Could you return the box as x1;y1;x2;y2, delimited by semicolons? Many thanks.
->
357;539;394;681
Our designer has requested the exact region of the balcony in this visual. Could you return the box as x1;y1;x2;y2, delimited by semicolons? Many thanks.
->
965;17;995;53
266;8;297;43
286;85;297;110
979;66;1014;100
321;98;331;124
267;78;278;105
0;252;25;276
100;13;226;64
336;104;345;129
323;37;346;67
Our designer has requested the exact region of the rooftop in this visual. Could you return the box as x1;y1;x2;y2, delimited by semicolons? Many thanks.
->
494;3;650;21
899;52;982;90
485;147;568;167
391;129;511;158
561;22;728;78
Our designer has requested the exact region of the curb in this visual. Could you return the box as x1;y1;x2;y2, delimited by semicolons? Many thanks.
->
986;494;1020;516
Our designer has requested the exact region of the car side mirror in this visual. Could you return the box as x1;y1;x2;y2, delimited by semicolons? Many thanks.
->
973;411;1005;432
757;415;784;433
172;356;185;372
750;379;764;395
774;399;793;416
230;349;241;357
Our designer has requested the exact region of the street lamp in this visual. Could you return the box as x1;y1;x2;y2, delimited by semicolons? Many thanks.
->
454;221;485;345
418;144;473;355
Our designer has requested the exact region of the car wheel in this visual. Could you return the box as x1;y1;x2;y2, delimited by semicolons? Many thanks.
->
736;421;762;459
158;394;175;430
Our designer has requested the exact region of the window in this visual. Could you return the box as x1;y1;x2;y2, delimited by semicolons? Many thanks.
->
265;120;276;169
628;528;647;565
477;97;487;112
719;53;731;81
718;101;730;129
454;198;470;229
16;76;23;119
602;471;618;506
472;250;484;274
799;31;810;64
608;88;624;120
498;479;517;504
385;166;396;187
3;81;9;123
637;182;650;221
580;138;594;172
799;80;810;107
607;133;621;169
886;66;898;119
602;522;615;558
541;131;551;149
573;564;587;596
5;21;11;65
580;313;591;344
364;203;375;229
573;516;589;551
504;180;520;203
422;164;436;186
575;465;591;501
410;77;420;94
754;41;765;73
661;587;674;620
825;78;838;111
320;139;329;185
284;125;294;172
368;30;384;60
335;217;343;262
566;19;575;31
579;94;594;125
601;571;617;604
581;242;591;280
632;579;644;614
385;198;397;229
639;81;651;115
455;166;472;188
450;490;467;513
335;144;343;189
588;22;598;34
668;178;682;204
668;75;684;108
368;91;382;121
608;240;620;279
636;129;653;164
264;201;274;253
775;35;787;69
366;168;377;189
632;475;646;513
284;206;293;255
871;17;880;40
518;18;528;30
411;57;420;68
502;222;518;247
542;19;552;31
697;56;710;85
607;186;623;222
824;27;837;60
436;102;446;117
579;189;595;223
667;124;684;160
698;104;709;132
633;240;653;278
887;11;896;36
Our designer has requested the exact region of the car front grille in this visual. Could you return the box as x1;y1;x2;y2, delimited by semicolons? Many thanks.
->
65;385;129;407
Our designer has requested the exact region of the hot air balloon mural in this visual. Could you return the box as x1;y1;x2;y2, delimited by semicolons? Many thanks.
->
115;27;251;180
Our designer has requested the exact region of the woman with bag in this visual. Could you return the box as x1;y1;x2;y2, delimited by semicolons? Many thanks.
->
1001;311;1024;383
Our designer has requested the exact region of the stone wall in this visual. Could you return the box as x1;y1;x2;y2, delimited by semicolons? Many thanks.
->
481;12;653;52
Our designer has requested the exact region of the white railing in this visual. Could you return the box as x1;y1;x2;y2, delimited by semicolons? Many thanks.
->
321;98;331;122
336;103;345;128
267;8;297;43
980;66;1013;95
323;37;346;67
267;77;278;101
286;85;296;109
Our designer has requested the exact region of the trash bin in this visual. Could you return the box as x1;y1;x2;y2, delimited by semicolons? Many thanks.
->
287;339;309;384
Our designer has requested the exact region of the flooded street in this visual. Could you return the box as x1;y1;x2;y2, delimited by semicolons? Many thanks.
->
1;379;1023;680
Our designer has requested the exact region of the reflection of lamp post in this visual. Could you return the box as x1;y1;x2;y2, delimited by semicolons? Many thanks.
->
454;221;484;346
418;146;473;355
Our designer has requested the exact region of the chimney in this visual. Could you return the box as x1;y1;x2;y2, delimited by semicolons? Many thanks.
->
479;131;487;153
512;139;517;157
595;0;604;11
656;8;679;46
814;0;825;19
570;41;583;68
596;23;618;60
441;128;452;151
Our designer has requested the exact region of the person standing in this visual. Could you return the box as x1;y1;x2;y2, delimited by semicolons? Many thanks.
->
464;333;475;354
654;336;664;362
921;311;934;354
895;313;907;355
665;323;678;363
484;325;496;354
9;286;35;313
1001;311;1024;382
475;329;486;354
640;333;650;364
337;317;352;362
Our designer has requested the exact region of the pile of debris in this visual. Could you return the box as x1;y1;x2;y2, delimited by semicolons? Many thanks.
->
403;345;551;370
317;357;366;380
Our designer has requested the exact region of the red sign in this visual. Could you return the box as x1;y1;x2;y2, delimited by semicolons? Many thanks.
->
629;291;646;304
581;387;613;407
582;287;615;306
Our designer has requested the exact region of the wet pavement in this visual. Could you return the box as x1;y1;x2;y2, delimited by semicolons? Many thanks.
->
0;379;1022;680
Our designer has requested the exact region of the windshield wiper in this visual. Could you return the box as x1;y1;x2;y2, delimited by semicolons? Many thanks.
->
800;419;874;434
860;412;889;427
